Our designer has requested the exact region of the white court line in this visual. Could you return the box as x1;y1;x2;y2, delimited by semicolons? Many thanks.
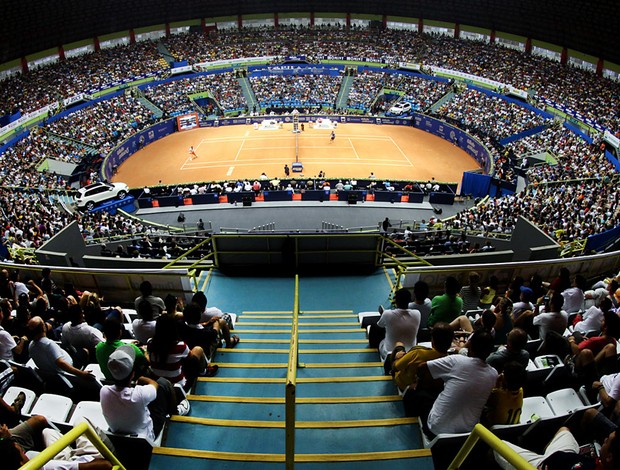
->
233;138;245;162
182;155;406;165
182;160;413;169
198;134;392;142
227;166;234;176
242;145;354;150
389;136;414;167
349;138;360;160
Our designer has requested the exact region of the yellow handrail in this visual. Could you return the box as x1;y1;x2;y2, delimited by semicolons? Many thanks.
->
285;275;300;470
448;423;534;470
20;422;126;470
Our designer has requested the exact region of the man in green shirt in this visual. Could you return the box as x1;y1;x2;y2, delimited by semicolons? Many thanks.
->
96;318;148;381
427;276;463;327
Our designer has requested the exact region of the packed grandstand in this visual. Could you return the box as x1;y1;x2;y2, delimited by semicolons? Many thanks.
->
3;8;620;470
0;25;619;261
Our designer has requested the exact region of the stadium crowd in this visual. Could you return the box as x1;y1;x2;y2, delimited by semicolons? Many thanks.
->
0;25;618;255
250;74;341;110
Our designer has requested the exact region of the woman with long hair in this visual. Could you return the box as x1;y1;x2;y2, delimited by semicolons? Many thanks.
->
147;314;208;391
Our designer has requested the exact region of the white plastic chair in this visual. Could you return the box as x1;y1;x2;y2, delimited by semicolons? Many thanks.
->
521;396;554;423
70;401;109;430
546;388;585;415
84;363;107;382
358;311;380;326
3;386;37;414
30;393;73;423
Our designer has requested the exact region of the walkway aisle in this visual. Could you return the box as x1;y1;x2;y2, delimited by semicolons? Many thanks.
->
149;271;434;469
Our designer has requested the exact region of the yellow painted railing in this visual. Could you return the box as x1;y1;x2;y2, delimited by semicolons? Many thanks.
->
285;275;300;470
448;423;534;470
20;422;125;470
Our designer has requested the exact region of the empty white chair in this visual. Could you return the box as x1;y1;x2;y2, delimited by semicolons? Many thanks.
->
546;388;585;415
84;363;107;382
358;311;380;326
521;396;554;424
30;393;73;423
121;309;138;324
70;401;108;430
3;386;37;414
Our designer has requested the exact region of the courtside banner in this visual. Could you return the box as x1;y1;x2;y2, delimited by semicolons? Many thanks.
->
201;115;411;128
414;114;492;173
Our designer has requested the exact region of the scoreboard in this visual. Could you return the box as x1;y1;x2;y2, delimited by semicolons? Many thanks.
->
177;113;199;131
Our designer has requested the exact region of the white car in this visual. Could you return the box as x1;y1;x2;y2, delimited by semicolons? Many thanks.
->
389;101;412;115
74;182;129;211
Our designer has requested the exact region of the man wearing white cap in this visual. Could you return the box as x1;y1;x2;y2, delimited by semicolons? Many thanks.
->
100;345;189;442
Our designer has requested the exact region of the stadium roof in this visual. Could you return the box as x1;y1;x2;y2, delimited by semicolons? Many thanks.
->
1;0;618;66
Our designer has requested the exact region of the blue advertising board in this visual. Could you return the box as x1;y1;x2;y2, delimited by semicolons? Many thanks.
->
103;118;176;180
413;114;492;173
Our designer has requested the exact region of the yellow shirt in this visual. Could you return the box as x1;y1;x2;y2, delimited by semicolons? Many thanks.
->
485;387;523;425
393;346;445;391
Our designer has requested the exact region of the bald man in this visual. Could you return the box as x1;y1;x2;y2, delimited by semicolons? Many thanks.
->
27;316;93;380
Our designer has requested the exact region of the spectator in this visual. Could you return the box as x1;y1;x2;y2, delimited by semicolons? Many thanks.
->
484;361;526;426
147;314;209;391
376;288;421;363
479;276;499;309
0;416;112;469
101;345;189;442
392;322;454;417
179;302;220;365
531;292;568;340
27;315;94;381
191;291;238;348
134;281;165;320
132;299;157;345
427;276;463;327
573;297;611;335
408;281;432;329
561;274;587;314
494;420;620;470
486;327;530;373
417;330;498;437
96;318;148;382
567;310;620;384
459;271;482;313
0;304;26;361
60;304;104;362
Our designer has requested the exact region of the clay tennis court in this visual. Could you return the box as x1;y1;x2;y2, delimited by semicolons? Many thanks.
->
113;123;481;188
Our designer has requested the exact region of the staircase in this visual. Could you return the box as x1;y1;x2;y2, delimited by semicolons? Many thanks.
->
157;42;176;67
336;75;355;111
150;272;433;469
137;96;165;119
238;76;258;113
428;91;456;114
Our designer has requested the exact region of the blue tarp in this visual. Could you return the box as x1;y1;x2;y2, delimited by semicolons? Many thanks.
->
499;124;548;146
585;224;620;253
461;171;491;198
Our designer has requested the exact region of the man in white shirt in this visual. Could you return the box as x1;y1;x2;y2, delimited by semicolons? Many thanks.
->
376;288;421;362
418;330;498;437
0;306;26;361
61;305;104;358
28;316;93;380
134;280;165;320
532;292;568;340
100;345;189;442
